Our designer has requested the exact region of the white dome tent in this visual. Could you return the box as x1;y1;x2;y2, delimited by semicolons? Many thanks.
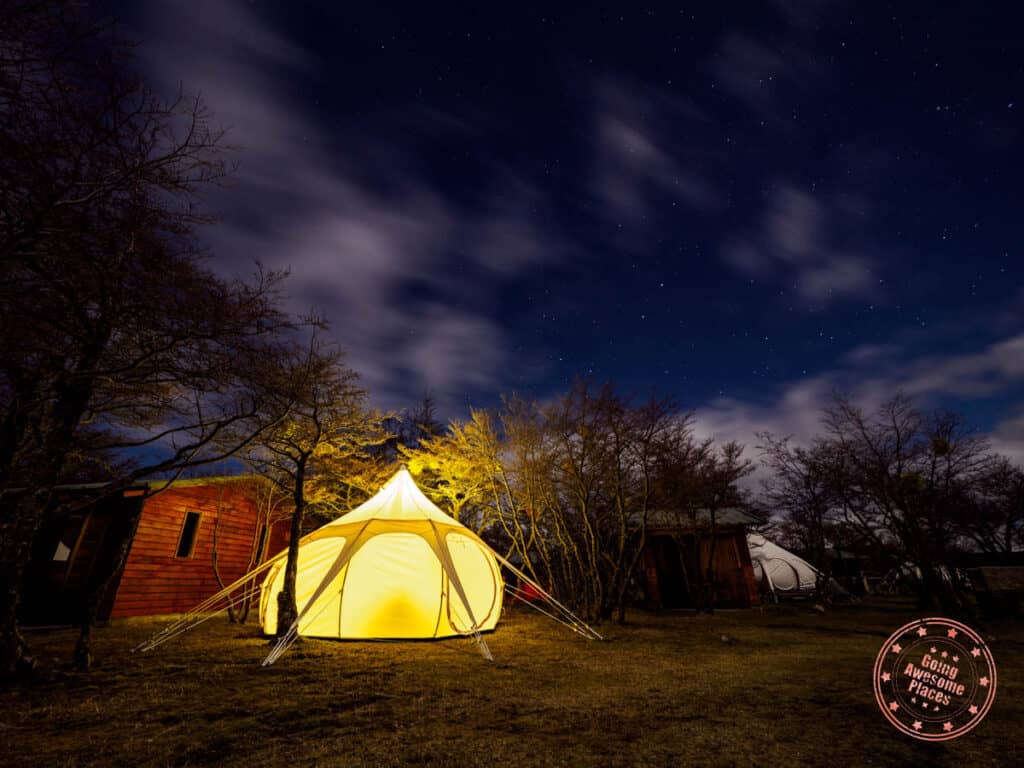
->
747;533;820;599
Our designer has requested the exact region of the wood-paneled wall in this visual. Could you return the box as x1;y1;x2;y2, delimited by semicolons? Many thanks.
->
111;482;289;617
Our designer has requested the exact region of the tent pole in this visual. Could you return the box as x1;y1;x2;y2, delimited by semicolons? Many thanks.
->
428;521;494;662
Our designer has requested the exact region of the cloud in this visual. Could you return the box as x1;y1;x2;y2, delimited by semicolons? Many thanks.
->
900;335;1024;397
711;34;788;113
709;25;829;116
593;80;719;222
989;409;1024;466
723;183;875;302
129;1;565;414
694;377;834;450
695;332;1024;477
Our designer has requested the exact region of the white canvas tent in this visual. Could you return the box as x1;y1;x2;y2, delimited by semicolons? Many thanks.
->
137;468;599;664
747;533;819;597
260;467;503;658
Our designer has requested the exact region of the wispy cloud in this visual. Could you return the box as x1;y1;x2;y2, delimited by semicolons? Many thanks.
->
990;409;1024;466
131;1;565;413
723;183;876;303
695;331;1024;473
593;80;719;223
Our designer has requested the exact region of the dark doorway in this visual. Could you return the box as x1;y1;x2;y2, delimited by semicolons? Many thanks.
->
21;491;143;625
649;535;693;608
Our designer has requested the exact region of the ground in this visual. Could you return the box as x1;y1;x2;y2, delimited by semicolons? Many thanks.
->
1;599;1021;767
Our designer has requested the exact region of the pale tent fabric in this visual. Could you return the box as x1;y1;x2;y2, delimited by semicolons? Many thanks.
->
259;468;503;642
747;533;818;595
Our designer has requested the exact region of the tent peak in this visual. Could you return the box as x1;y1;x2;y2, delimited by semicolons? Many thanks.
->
332;466;456;525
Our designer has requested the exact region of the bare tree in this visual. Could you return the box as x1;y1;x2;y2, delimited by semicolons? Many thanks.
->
758;433;841;597
689;441;755;612
821;394;990;614
0;0;297;677
953;455;1024;560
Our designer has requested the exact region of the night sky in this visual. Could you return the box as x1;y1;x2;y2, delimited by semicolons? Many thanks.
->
114;2;1023;463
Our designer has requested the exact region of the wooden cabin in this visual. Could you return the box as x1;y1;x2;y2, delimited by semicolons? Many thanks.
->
21;477;290;624
638;508;761;609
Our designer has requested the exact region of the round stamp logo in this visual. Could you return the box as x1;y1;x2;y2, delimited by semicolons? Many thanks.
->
873;617;996;741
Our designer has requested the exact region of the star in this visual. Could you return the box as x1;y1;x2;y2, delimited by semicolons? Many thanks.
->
891;643;902;653
917;626;928;637
922;703;929;709
911;696;917;703
943;722;953;732
881;672;891;682
941;651;948;658
888;701;899;712
930;647;937;653
913;721;923;731
952;655;959;662
980;676;989;687
969;705;979;715
947;628;958;639
971;647;981;657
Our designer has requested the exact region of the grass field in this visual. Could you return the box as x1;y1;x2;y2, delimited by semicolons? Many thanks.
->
2;599;1021;767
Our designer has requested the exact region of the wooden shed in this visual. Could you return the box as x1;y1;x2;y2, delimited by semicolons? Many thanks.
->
21;477;290;624
638;508;761;609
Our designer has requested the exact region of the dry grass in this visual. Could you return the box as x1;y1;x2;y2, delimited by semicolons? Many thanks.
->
2;599;1022;767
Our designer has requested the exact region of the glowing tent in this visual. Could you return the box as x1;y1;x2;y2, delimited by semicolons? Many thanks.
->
136;468;600;664
259;468;502;644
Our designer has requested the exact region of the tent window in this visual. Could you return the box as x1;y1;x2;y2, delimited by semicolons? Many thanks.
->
255;524;268;561
176;511;202;558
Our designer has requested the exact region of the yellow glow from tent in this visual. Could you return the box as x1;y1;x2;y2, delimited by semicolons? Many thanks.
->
341;533;441;637
259;468;502;640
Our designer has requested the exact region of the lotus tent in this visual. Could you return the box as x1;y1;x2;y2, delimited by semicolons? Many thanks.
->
747;533;819;597
136;468;600;664
259;467;502;642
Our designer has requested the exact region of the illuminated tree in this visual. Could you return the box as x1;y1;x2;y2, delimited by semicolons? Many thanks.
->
242;330;385;637
410;382;698;623
403;409;502;529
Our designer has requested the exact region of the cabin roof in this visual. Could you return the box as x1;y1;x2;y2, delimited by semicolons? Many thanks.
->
639;507;760;529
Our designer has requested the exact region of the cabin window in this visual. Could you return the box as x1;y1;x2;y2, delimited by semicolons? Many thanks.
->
255;524;268;561
52;541;71;562
176;511;202;558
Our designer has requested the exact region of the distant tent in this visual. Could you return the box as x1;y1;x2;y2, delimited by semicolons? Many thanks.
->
747;533;819;597
137;468;599;664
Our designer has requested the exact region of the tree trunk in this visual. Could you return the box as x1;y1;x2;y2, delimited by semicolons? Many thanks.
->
276;459;306;638
211;488;237;624
0;556;33;679
688;520;704;613
2;343;105;679
701;511;720;615
0;491;57;679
